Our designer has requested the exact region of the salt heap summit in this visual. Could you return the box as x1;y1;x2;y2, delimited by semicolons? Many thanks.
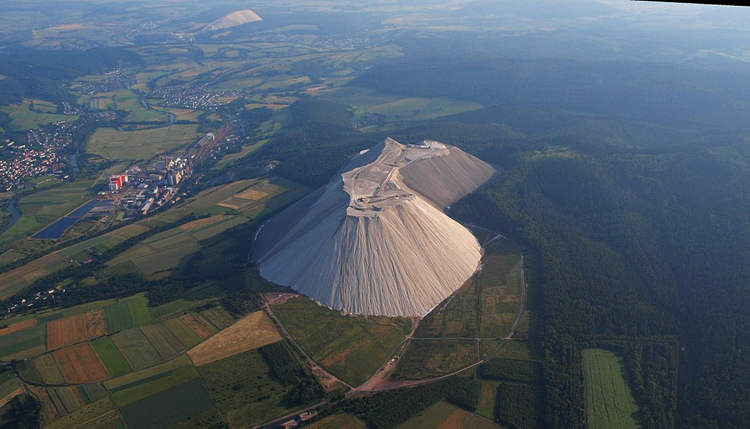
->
253;137;495;317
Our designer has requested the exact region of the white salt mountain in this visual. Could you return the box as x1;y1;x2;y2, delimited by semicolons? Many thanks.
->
253;138;495;317
202;9;262;32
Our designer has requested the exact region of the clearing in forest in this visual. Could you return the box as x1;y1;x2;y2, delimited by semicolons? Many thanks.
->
582;348;641;429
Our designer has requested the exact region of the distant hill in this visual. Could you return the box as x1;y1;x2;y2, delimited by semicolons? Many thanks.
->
202;9;262;32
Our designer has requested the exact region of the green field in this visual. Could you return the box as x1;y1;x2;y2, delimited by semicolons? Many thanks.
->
199;305;235;330
92;337;131;378
0;178;297;296
197;349;297;427
0;99;74;131
582;348;641;429
320;86;482;122
212;139;268;171
479;240;524;338
127;295;153;326
163;318;202;348
41;398;118;429
308;413;367;429
33;354;65;384
0;370;20;398
110;328;161;370
104;301;135;333
107;90;169;122
272;296;412;386
397;400;499;429
0;323;45;359
476;380;500;421
416;278;478;338
109;365;200;407
0;179;93;249
393;340;478;380
86;124;200;161
119;378;214;429
140;324;185;360
104;355;192;390
492;340;533;361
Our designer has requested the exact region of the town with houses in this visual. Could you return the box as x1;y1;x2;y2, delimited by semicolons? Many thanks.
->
0;120;81;192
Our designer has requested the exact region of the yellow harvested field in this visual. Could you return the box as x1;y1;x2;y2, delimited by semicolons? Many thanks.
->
187;311;282;366
0;388;23;408
234;188;268;200
216;203;239;210
178;215;227;232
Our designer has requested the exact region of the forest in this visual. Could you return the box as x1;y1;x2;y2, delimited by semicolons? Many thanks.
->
243;89;750;428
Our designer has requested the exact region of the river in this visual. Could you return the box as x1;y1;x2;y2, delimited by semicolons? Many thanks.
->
0;196;20;235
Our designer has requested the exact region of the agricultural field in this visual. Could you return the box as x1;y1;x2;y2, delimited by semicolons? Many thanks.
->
582;348;641;429
110;328;162;370
0;99;74;131
478;240;524;338
103;355;192;391
52;343;108;383
0;370;22;407
397;400;499;429
308;414;367;429
104;300;136;333
163;317;203;348
106;178;294;279
198;348;299;427
188;310;281;366
86;124;200;161
41;397;120;429
416;278;479;338
0;321;45;359
393;340;478;380
0;177;297;296
0;223;148;298
319;87;482;122
212;139;268;171
109;364;200;407
179;313;216;339
140;323;185;361
198;305;235;330
91;337;131;378
46;309;106;349
32;354;65;384
0;179;93;250
476;380;501;421
272;295;412;386
110;90;169;122
119;378;214;429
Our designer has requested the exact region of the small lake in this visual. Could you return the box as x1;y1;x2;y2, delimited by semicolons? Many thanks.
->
33;200;103;239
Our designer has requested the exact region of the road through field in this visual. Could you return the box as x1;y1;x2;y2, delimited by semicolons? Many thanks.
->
248;223;527;426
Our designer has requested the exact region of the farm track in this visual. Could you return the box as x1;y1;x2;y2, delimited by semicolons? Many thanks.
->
257;221;528;403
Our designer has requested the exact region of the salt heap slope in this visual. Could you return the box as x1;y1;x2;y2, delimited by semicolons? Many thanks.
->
203;9;262;32
254;138;495;317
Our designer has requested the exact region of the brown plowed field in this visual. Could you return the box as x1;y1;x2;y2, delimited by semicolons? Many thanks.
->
179;314;213;339
47;310;106;350
53;343;108;383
